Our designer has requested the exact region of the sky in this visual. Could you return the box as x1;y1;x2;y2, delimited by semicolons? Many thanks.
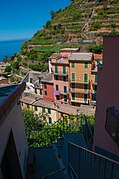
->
0;0;71;41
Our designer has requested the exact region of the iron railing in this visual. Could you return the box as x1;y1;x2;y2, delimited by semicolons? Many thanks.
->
68;142;119;179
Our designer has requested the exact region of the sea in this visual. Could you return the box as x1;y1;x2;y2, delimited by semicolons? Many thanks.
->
0;39;29;62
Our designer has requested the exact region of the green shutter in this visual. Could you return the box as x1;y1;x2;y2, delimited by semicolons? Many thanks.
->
40;89;42;95
84;62;88;68
72;93;75;100
64;86;67;93
55;66;58;73
72;73;75;81
30;78;33;83
56;85;59;91
48;108;51;114
84;74;88;82
63;66;66;74
34;106;37;111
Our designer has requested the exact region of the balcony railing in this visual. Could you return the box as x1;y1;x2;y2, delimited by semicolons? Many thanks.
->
68;142;119;179
70;88;90;94
70;80;89;84
71;99;89;104
53;71;68;76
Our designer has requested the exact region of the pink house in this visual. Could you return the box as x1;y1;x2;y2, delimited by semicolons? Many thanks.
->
93;35;119;157
51;48;80;103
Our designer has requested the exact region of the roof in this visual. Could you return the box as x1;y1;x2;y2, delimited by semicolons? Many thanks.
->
21;95;95;116
49;53;61;59
0;83;25;119
69;53;93;61
34;100;54;109
57;104;80;115
21;96;35;104
94;54;102;60
41;74;53;83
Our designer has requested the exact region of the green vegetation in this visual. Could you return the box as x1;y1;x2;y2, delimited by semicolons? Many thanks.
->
22;108;95;147
87;45;103;54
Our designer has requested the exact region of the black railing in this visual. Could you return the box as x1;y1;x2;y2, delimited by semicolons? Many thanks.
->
82;119;93;149
68;142;119;179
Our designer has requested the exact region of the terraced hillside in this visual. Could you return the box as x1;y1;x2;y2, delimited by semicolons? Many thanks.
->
31;0;119;45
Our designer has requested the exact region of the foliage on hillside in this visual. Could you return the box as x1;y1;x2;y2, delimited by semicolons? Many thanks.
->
31;0;119;45
7;0;119;76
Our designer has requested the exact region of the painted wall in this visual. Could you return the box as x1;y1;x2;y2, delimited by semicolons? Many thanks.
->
93;36;119;156
0;99;28;179
42;82;54;102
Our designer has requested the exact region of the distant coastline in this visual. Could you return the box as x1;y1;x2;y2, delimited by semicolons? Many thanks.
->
0;38;30;62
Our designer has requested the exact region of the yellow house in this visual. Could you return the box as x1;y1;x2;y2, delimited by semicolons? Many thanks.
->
69;53;94;106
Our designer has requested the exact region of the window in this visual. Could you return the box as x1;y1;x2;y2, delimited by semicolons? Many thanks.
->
105;107;119;145
34;106;37;111
72;83;75;90
44;91;47;95
84;62;88;68
72;93;75;100
56;85;59;91
48;108;51;114
40;89;42;95
84;73;88;82
64;86;67;93
71;63;75;68
55;66;58;73
95;74;98;83
27;104;29;109
30;78;33;83
54;75;58;80
42;108;45;113
56;95;60;100
63;66;66;74
44;83;47;89
63;76;67;81
71;72;75;81
64;95;67;102
49;117;52;124
84;84;88;92
35;88;37;94
84;94;88;102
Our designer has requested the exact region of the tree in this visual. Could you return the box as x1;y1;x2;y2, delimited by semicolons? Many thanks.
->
4;65;11;73
22;108;47;145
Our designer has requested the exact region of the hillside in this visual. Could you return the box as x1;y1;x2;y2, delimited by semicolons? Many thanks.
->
4;0;119;81
31;0;119;46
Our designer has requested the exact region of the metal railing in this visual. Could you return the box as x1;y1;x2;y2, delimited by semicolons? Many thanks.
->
41;167;65;179
68;142;119;179
82;119;93;149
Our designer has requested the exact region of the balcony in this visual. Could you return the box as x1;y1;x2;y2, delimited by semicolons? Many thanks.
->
53;71;68;76
70;88;90;94
71;99;88;104
53;90;69;95
60;90;69;95
70;80;89;84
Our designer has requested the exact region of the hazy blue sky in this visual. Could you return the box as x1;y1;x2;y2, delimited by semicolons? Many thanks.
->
0;0;71;41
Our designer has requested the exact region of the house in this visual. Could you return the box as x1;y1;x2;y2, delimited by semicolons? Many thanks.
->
69;52;94;106
0;83;28;179
93;35;119;158
41;74;54;102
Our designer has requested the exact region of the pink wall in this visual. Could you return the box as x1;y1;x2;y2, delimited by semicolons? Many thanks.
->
42;83;54;102
93;35;119;156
